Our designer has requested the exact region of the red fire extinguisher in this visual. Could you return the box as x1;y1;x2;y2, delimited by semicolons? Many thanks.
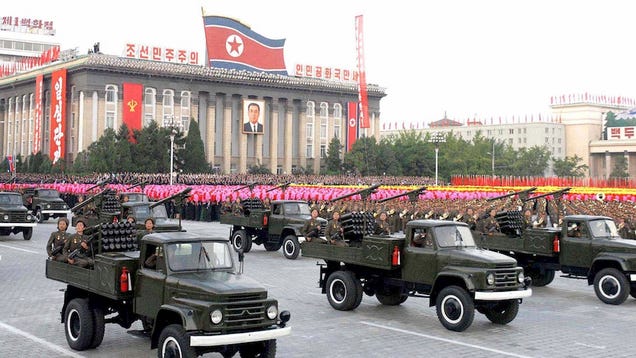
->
120;266;129;292
553;235;560;253
392;245;401;266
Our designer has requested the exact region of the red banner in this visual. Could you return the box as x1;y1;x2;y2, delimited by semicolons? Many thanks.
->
355;15;370;129
49;69;66;164
346;102;358;152
33;74;43;154
6;156;15;173
123;83;143;141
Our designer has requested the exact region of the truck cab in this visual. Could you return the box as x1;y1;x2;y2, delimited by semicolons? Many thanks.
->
0;191;37;240
23;188;69;223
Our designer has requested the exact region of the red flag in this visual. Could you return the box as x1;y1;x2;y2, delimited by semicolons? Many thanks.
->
346;102;358;152
49;69;67;164
33;74;44;154
202;15;286;74
355;15;370;129
6;156;15;173
122;83;143;142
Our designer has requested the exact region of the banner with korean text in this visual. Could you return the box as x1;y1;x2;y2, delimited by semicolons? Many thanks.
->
122;83;143;142
49;69;66;164
33;74;43;154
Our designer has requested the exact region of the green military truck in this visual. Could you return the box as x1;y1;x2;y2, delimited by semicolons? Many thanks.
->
476;213;636;305
0;191;37;240
45;230;291;357
22;187;70;223
302;219;532;332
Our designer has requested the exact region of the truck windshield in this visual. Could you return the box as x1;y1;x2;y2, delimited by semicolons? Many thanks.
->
284;202;311;215
0;194;23;205
38;190;60;198
588;219;620;238
167;242;234;271
434;226;476;248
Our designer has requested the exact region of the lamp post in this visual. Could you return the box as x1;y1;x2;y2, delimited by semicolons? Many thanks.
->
428;132;446;186
169;129;176;186
491;141;495;179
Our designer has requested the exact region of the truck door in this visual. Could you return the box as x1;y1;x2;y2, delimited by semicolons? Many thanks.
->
269;203;286;237
402;228;437;285
559;221;593;268
134;244;166;319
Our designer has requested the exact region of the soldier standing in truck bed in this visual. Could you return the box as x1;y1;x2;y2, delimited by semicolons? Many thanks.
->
303;208;326;243
64;219;93;268
47;217;71;262
325;210;347;247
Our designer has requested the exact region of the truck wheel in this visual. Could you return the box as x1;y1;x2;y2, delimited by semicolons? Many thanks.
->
483;300;519;325
64;298;95;351
158;324;197;358
238;339;276;358
282;235;300;260
263;242;282;251
528;269;555;287
231;230;252;253
594;268;629;305
376;287;408;306
326;271;361;311
22;228;33;240
89;306;105;349
436;286;475;332
35;209;43;223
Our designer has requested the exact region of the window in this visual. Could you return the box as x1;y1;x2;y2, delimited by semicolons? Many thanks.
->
180;91;191;133
162;89;175;127
320;144;326;158
509;129;514;135
306;101;315;158
105;84;118;129
144;88;156;127
545;128;549;133
333;103;342;138
320;102;328;144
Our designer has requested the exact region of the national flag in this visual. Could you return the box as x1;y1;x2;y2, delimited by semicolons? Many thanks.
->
346;102;358;152
202;15;287;75
6;156;15;173
122;83;143;142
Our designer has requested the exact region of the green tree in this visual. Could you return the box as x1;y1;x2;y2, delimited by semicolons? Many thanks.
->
182;119;209;173
324;136;344;174
85;128;119;173
344;136;379;176
552;155;588;177
114;123;135;172
376;138;401;176
510;146;551;176
610;156;629;178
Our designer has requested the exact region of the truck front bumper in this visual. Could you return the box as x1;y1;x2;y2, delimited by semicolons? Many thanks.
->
190;326;291;347
474;288;532;301
41;210;69;215
0;222;37;228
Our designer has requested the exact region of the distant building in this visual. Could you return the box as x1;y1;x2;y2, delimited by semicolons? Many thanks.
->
0;15;59;67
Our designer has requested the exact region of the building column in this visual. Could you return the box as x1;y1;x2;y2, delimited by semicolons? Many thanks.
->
298;103;307;169
238;97;247;173
283;100;293;174
77;91;84;152
222;95;232;174
605;150;611;179
204;94;215;167
269;99;278;174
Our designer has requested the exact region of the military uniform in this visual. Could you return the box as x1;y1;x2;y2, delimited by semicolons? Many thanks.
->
375;217;391;235
220;199;232;215
46;229;71;262
303;217;326;243
64;233;93;268
325;219;347;247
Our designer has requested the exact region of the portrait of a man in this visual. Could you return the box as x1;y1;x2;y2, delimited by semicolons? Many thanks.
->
242;100;264;134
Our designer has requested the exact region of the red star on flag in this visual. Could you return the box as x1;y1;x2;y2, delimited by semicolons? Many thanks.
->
227;36;242;55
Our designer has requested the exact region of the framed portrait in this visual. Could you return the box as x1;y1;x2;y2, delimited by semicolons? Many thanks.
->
242;99;265;134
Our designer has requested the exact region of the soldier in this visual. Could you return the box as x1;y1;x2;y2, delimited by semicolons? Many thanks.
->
220;197;232;215
325;211;347;247
262;197;272;210
482;208;500;235
375;211;391;235
46;217;71;262
64;219;93;268
231;197;244;216
617;217;630;239
303;208;326;243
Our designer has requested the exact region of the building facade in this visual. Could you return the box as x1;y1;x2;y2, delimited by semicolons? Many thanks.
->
0;54;386;174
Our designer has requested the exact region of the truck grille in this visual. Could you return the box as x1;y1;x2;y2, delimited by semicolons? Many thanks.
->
49;202;67;210
7;212;27;222
225;301;267;328
494;269;519;288
226;293;266;302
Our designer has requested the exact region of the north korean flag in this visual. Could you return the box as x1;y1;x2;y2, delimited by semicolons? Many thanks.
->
203;16;287;75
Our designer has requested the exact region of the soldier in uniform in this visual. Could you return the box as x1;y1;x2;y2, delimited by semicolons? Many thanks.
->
325;211;347;247
617;217;630;239
231;197;244;216
220;197;232;215
303;209;326;243
375;211;391;235
64;219;93;268
482;208;500;235
47;217;71;262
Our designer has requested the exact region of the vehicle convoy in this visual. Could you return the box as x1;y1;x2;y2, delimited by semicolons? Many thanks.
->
301;187;532;332
22;187;70;223
0;191;37;240
475;187;636;305
46;209;291;357
220;183;327;260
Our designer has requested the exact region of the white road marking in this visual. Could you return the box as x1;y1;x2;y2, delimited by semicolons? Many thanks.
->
360;321;535;358
0;321;84;358
574;342;605;349
0;243;39;254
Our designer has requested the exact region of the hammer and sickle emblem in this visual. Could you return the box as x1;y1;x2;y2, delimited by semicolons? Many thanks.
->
127;99;138;112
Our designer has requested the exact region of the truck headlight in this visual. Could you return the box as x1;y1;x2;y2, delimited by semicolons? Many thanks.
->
486;273;495;286
266;305;278;320
517;272;525;283
26;214;32;221
3;215;8;221
210;309;223;325
46;204;51;209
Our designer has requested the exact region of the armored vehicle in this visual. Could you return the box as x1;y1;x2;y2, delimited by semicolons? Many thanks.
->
0;191;37;240
22;187;69;223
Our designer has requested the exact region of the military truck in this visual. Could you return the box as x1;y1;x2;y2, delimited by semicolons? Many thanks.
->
302;219;532;332
220;183;327;260
22;187;70;223
121;189;190;232
45;229;291;357
0;191;37;240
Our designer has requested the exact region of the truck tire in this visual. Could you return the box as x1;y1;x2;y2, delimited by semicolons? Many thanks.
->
35;209;43;223
263;242;282;251
436;286;475;332
238;339;276;358
528;268;555;287
23;228;33;240
594;268;629;305
483;300;519;325
89;306;105;349
64;298;95;351
158;324;197;358
376;287;408;306
326;271;361;311
231;230;252;253
282;235;300;260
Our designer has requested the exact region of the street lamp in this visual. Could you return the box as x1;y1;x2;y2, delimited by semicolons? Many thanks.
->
428;132;446;186
487;141;495;179
169;128;177;186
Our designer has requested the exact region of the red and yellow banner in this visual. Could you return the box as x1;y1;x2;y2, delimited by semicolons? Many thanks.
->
33;74;43;154
49;69;67;164
122;82;143;141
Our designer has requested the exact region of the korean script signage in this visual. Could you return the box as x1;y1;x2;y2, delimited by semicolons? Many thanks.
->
49;69;67;164
608;126;636;140
124;44;200;65
294;63;359;83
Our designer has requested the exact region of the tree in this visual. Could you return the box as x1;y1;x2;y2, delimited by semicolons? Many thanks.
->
114;123;135;172
344;136;379;176
85;128;119;173
324;136;344;174
552;155;588;177
610;156;629;178
182;119;209;173
510;146;551;177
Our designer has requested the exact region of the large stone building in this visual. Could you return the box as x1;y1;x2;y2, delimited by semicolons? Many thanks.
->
0;54;385;174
